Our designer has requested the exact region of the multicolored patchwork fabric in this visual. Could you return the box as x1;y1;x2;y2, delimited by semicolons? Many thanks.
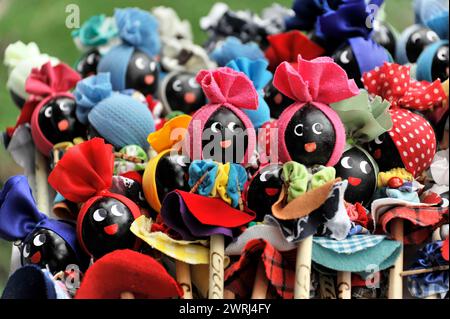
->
379;206;448;244
224;239;296;299
313;235;386;254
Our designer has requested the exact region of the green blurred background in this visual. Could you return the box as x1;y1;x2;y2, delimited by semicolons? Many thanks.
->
0;0;414;292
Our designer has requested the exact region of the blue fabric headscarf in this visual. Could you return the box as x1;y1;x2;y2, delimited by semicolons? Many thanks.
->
416;40;449;82
74;73;155;150
97;8;160;91
349;37;391;74
210;37;265;67
226;57;272;128
315;0;385;51
0;176;83;265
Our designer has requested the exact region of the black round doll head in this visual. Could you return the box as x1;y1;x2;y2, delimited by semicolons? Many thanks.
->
245;164;283;221
161;72;206;114
21;228;78;274
155;153;190;203
284;103;336;166
9;90;26;109
366;132;404;172
371;20;396;57
332;45;363;87
81;197;137;259
76;49;101;78
37;97;86;145
334;146;378;205
403;25;440;64
125;49;159;96
264;81;294;119
202;108;249;163
431;43;449;82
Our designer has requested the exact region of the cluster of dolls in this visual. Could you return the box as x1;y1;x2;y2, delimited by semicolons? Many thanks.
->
0;1;448;299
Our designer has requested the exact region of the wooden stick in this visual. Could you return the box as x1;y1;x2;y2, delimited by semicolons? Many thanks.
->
251;260;268;299
294;236;313;299
120;292;135;299
319;274;336;299
209;234;224;299
224;289;235;299
400;265;449;277
176;260;193;299
34;149;50;214
337;271;352;299
388;219;404;299
114;152;144;164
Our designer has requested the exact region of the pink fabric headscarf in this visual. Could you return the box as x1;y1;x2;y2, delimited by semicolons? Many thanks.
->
187;67;258;164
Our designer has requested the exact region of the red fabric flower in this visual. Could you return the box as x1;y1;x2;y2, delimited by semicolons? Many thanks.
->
442;237;449;261
362;62;446;112
265;30;325;72
345;202;370;229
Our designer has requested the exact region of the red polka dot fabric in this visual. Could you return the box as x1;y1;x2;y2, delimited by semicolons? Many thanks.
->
388;109;436;177
362;62;446;111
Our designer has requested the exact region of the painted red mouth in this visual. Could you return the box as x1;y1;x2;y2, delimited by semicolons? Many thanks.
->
374;149;382;159
265;188;279;196
304;142;317;153
184;92;196;104
348;177;362;186
104;224;119;235
58;119;69;132
274;93;283;105
144;75;155;85
220;140;232;149
30;251;42;264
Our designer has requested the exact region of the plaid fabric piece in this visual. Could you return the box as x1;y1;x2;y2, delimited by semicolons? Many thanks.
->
379;206;448;244
313;235;386;254
224;238;296;299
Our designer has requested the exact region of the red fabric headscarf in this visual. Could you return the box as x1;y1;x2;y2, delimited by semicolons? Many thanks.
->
265;31;325;72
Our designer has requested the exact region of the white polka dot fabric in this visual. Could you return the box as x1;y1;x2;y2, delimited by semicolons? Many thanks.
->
388;109;436;177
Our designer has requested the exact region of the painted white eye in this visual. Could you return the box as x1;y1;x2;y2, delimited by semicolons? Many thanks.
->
259;170;271;182
123;178;132;188
211;122;222;133
138;191;145;202
111;204;124;217
441;198;449;208
188;77;200;88
135;57;146;70
23;244;30;258
374;135;384;145
340;50;350;64
149;61;157;71
437;46;448;61
341;156;352;169
173;155;187;167
59;101;71;112
294;124;303;136
44;107;52;118
93;208;107;222
426;30;438;42
87;53;96;65
227;122;237;132
271;167;282;178
411;32;422;44
172;79;183;92
33;234;46;247
312;123;323;135
360;161;371;174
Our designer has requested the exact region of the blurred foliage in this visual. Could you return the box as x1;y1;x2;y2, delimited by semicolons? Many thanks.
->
0;0;414;294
